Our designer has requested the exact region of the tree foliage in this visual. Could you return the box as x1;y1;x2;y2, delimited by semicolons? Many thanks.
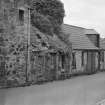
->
30;0;65;35
2;0;65;35
31;12;53;36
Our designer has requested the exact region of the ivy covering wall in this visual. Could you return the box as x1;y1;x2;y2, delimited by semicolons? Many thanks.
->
0;1;28;86
0;0;71;87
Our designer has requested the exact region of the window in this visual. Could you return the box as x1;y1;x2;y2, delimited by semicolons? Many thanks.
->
81;51;84;66
36;34;41;39
42;41;46;47
0;37;4;46
19;9;24;23
0;56;3;63
100;51;104;62
0;29;4;33
3;9;6;17
72;53;76;69
61;55;65;69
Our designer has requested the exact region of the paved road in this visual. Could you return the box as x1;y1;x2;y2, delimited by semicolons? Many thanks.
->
0;72;105;105
96;99;105;105
0;90;5;105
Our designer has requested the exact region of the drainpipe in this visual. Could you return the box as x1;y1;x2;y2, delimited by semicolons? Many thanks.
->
26;7;31;82
98;51;100;71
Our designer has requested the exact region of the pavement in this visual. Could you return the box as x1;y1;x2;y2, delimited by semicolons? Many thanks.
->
0;72;105;105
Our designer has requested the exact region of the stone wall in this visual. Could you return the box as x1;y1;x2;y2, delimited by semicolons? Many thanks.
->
0;0;72;87
72;50;99;74
0;1;29;85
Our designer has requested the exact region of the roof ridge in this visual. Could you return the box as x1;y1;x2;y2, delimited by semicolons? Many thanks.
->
63;24;99;32
63;24;86;29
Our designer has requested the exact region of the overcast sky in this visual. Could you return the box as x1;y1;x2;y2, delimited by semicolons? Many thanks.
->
61;0;105;38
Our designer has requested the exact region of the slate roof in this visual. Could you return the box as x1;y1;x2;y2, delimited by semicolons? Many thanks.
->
84;29;99;35
47;35;69;53
62;24;99;50
30;26;69;52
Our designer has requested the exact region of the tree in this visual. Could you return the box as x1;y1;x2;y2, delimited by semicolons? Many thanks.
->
30;0;65;35
31;12;53;36
2;0;65;35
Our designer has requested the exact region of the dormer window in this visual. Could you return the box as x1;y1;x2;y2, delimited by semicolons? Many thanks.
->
19;9;24;24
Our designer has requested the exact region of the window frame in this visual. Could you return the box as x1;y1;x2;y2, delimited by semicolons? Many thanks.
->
18;9;24;24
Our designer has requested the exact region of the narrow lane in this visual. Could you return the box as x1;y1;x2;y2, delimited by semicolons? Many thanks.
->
0;72;105;105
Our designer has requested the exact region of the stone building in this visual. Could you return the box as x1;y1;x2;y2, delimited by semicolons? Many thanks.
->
62;24;100;74
0;0;72;85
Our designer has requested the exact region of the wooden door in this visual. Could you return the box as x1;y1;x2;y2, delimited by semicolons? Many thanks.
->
87;52;92;73
91;52;95;73
87;52;95;74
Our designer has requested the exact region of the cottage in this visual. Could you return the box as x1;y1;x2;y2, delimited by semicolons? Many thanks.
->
30;27;71;82
62;24;100;74
0;0;72;85
84;28;101;72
